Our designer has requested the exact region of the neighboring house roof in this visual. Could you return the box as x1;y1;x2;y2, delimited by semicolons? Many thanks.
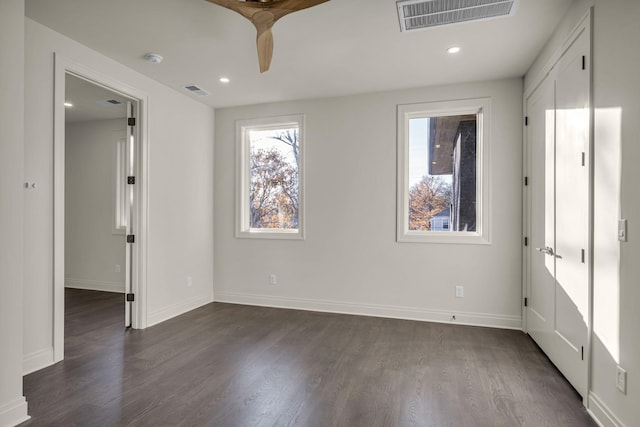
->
431;208;451;219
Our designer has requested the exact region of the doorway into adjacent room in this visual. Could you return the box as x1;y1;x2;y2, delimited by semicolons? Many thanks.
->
58;70;142;360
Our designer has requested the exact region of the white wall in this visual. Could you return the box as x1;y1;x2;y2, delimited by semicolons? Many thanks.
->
525;1;640;425
23;18;215;374
0;0;30;425
65;119;126;293
214;78;523;329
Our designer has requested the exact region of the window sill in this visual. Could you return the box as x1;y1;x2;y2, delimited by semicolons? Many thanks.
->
236;229;304;240
397;232;490;245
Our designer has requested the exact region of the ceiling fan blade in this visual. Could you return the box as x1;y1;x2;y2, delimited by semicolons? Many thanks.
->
269;0;330;20
256;27;274;73
206;0;330;72
251;11;275;72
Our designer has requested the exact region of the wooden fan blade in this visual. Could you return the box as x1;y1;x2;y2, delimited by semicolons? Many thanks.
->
206;0;330;72
256;27;274;73
252;11;275;73
269;0;330;20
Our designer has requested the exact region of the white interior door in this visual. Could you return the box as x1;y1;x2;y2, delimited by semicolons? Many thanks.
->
124;101;137;327
526;29;590;398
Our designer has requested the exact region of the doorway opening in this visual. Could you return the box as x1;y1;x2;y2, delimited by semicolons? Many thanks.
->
64;73;131;338
53;56;147;362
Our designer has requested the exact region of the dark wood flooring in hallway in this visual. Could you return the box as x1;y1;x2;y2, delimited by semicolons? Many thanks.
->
22;289;596;426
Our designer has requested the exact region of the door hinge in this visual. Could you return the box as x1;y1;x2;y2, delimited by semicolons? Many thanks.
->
582;55;586;70
128;117;136;126
127;176;135;185
126;293;135;302
525;116;529;126
127;234;135;243
581;152;586;166
524;237;528;246
524;297;528;307
524;176;528;186
581;346;584;360
581;249;585;263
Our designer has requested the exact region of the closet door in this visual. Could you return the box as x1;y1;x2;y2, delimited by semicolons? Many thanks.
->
526;28;590;398
553;28;590;397
526;72;556;353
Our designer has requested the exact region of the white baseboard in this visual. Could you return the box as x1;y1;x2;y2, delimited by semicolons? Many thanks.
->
588;392;626;427
65;278;125;293
214;291;522;330
23;347;55;375
147;293;214;327
0;396;29;427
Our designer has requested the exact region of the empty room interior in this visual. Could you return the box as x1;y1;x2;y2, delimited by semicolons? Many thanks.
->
1;0;639;426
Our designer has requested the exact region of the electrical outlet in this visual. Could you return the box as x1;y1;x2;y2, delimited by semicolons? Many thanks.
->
616;365;627;394
115;264;121;273
455;285;464;298
269;274;277;285
187;276;193;287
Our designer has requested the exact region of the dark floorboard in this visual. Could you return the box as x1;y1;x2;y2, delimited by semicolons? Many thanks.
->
22;288;596;426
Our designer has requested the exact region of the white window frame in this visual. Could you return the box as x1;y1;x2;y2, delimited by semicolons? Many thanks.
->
112;136;127;235
397;98;491;244
236;114;305;240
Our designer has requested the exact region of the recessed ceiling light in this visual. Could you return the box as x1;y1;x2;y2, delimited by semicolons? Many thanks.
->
144;53;163;64
64;102;73;107
219;77;230;84
448;46;461;54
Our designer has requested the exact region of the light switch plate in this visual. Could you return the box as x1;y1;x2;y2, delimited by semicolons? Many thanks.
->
618;219;627;242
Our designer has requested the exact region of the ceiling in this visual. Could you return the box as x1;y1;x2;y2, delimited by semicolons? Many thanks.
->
26;0;572;109
65;74;128;123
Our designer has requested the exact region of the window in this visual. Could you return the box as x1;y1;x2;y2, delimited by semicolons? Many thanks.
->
113;137;127;235
397;98;490;244
236;114;304;239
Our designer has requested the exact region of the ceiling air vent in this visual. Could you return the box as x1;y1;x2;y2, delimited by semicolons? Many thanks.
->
96;99;123;106
397;0;518;32
183;84;210;97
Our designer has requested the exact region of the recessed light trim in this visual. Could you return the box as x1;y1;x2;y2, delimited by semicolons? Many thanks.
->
448;46;461;54
219;77;230;84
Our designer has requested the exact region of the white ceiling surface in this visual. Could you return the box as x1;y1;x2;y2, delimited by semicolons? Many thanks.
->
65;74;128;123
26;0;572;109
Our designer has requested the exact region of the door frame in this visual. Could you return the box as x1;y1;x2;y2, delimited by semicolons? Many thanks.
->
53;53;150;362
522;9;593;404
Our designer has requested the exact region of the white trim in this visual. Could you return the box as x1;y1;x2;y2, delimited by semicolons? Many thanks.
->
23;347;54;375
0;397;29;427
215;291;522;330
396;97;491;244
65;278;125;293
588;392;626;427
147;293;213;327
235;114;305;240
54;53;150;364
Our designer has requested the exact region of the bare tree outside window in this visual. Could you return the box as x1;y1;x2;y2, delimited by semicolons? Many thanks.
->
248;128;299;230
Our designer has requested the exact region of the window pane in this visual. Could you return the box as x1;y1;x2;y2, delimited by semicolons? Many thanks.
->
248;127;299;230
407;114;476;232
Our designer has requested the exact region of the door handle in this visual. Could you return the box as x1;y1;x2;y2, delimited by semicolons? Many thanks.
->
535;246;563;259
536;246;555;256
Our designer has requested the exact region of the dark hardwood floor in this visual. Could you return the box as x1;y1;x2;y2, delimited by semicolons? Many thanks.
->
22;289;596;426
